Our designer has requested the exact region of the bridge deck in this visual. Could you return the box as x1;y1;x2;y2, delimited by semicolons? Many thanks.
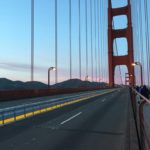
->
0;88;139;150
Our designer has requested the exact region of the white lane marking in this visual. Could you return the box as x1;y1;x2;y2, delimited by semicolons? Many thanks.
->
60;112;82;125
102;98;106;102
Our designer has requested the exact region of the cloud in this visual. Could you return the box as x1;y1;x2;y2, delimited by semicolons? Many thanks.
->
0;62;29;71
0;62;47;72
0;61;70;81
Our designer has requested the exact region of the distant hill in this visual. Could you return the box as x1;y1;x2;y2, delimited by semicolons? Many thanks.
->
51;79;107;88
0;78;107;91
0;78;47;90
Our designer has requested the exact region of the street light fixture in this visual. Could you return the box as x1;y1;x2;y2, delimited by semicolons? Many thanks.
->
48;67;56;88
132;62;143;86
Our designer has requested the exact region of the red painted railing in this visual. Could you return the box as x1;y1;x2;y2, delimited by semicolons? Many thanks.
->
0;87;110;101
130;88;150;150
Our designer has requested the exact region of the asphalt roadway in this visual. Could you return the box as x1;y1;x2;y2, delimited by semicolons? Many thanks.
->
0;88;138;150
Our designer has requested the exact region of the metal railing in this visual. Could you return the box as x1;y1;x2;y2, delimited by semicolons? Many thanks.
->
0;89;115;126
0;87;111;102
131;88;150;150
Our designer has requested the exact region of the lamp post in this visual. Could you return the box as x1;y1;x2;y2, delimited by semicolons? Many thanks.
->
48;67;56;88
132;62;143;86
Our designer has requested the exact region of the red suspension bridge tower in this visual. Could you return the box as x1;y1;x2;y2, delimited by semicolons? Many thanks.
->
108;0;135;87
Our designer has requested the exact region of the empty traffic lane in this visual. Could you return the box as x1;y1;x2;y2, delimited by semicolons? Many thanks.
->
0;88;133;150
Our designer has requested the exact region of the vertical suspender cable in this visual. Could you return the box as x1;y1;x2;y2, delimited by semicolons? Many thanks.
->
78;0;81;80
85;0;88;79
69;0;72;79
138;0;145;84
96;0;99;83
136;1;141;63
144;0;150;85
139;0;145;84
146;0;150;86
31;0;34;81
132;0;139;84
104;0;106;83
94;0;97;82
100;0;103;82
104;0;107;83
105;0;109;83
90;0;93;82
134;1;139;84
97;0;100;83
136;1;142;85
136;2;140;61
144;0;148;85
105;1;109;83
137;0;142;85
55;0;58;83
107;0;109;83
146;0;150;85
101;0;105;81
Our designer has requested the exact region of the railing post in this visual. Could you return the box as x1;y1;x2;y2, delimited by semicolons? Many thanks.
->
2;110;4;125
139;100;147;150
131;87;150;150
130;87;142;149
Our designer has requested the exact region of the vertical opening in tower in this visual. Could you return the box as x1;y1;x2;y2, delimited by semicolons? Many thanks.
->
114;65;128;85
111;0;127;8
113;38;128;56
113;15;128;30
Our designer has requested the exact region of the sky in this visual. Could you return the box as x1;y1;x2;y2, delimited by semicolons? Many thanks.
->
0;0;146;85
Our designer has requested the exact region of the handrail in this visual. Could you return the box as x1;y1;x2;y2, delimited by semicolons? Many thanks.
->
0;87;112;101
131;87;150;150
0;90;104;112
132;88;150;104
